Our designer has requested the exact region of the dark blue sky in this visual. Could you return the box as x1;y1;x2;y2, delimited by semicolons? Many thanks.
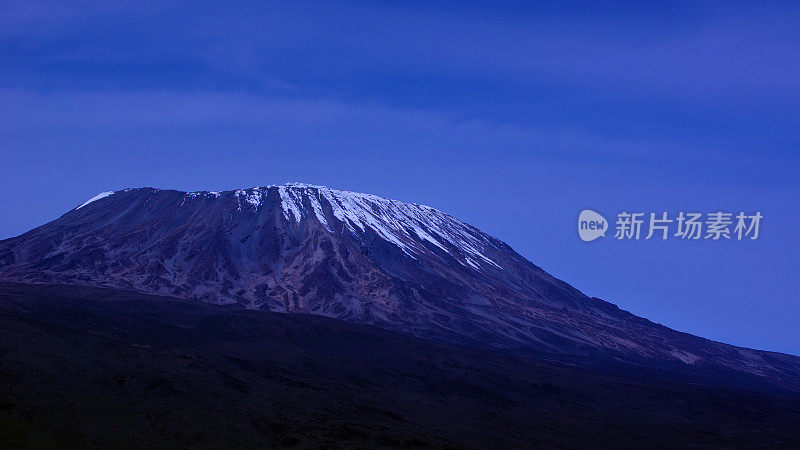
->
2;1;799;354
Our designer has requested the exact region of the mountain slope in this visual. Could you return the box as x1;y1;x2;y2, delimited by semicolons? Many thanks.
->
1;183;799;390
2;283;799;448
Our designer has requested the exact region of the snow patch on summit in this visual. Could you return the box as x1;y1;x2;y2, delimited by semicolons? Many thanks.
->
278;186;302;221
274;184;502;269
236;187;266;210
76;191;114;209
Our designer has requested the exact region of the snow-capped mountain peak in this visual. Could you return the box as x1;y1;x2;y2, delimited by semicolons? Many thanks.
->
172;183;501;270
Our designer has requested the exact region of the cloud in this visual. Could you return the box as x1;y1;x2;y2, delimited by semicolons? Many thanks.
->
3;1;800;104
0;87;794;188
1;1;797;188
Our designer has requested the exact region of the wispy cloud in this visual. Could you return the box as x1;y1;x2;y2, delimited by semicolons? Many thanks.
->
4;1;800;102
1;88;794;188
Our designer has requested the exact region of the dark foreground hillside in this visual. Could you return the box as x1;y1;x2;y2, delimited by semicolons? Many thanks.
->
1;283;799;448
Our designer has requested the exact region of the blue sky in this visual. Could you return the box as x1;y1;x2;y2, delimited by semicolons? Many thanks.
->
1;1;799;354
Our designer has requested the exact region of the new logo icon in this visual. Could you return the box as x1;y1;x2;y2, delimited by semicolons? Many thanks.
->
578;209;607;242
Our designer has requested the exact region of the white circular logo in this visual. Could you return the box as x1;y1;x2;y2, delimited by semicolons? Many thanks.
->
578;209;607;242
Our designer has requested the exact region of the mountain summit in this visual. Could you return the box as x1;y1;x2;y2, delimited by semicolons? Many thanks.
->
1;184;799;389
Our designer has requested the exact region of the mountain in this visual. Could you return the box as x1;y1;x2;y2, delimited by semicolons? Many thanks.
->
1;183;799;390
